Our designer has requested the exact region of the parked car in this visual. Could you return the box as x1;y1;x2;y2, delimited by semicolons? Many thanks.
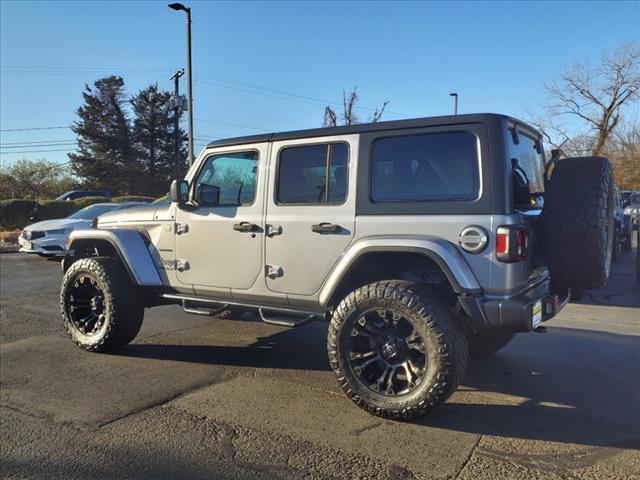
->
637;227;640;283
625;191;639;229
59;114;614;420
18;202;146;257
55;190;112;201
613;187;633;260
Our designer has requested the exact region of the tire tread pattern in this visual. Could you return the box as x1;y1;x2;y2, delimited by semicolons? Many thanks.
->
543;157;613;289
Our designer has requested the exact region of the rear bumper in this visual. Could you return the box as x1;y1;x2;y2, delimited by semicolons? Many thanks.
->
461;274;569;333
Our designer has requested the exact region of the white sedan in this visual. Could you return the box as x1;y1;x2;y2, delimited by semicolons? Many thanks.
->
18;202;147;256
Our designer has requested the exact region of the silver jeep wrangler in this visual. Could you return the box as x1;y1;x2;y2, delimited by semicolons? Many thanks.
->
60;114;614;419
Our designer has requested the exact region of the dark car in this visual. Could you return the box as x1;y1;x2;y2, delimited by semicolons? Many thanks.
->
613;187;633;260
55;190;112;201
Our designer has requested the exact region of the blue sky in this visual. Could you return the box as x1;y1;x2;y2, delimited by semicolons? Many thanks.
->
1;0;639;166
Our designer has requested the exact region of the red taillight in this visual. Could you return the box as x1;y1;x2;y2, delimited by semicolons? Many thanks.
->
496;232;508;254
496;225;529;262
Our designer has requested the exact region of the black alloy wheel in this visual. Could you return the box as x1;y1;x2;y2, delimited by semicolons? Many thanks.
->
65;275;107;336
347;308;428;396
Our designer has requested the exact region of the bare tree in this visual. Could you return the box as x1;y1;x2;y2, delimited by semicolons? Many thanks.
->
541;42;640;156
605;121;640;190
322;87;389;127
322;106;337;128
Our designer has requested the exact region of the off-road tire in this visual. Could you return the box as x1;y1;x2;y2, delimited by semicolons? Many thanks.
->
328;280;468;420
468;332;515;357
60;257;144;352
543;157;613;289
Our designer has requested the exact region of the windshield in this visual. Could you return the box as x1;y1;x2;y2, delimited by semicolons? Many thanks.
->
505;124;545;209
630;193;640;207
68;204;118;220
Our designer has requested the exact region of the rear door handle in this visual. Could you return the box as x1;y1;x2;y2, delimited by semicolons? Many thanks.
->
233;222;258;233
311;222;341;234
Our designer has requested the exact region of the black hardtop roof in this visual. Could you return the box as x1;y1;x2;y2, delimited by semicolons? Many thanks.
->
206;113;536;148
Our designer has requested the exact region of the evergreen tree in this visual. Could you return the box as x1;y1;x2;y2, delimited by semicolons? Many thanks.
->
130;84;187;196
69;76;139;193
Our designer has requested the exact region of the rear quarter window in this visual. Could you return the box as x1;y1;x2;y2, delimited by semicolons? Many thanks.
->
371;132;480;202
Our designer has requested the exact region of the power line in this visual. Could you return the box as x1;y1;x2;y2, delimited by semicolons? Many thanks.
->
195;118;269;132
195;72;408;117
0;139;76;146
1;142;76;149
1;64;409;118
0;148;74;155
0;126;72;132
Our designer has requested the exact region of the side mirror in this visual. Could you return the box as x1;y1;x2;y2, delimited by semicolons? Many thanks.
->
197;184;220;207
170;180;189;205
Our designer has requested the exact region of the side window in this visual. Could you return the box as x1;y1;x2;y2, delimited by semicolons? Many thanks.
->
277;143;348;204
194;151;258;207
371;132;479;202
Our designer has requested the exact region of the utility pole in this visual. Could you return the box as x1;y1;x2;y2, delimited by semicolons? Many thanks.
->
170;69;185;180
169;3;194;167
449;92;458;115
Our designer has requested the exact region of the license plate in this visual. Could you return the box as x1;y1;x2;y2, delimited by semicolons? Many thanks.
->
532;300;542;328
23;241;32;250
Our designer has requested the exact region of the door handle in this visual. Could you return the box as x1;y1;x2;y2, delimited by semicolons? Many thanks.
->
233;222;258;233
311;222;341;234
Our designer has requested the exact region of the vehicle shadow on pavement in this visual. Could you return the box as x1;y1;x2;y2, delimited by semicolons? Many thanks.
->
423;326;640;449
119;320;332;372
117;321;640;449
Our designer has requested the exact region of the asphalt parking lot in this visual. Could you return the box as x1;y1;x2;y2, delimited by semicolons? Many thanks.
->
1;247;639;480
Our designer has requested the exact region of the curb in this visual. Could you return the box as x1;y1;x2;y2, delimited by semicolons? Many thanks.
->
0;245;20;254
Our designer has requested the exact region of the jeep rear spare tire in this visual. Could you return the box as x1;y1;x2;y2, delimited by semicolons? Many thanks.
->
543;157;613;289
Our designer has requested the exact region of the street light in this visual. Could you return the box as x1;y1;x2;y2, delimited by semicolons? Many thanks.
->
449;92;458;115
168;2;194;167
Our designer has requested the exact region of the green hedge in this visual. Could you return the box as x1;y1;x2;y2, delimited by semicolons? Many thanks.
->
112;195;155;203
73;196;111;209
0;199;38;230
1;195;155;231
36;200;79;221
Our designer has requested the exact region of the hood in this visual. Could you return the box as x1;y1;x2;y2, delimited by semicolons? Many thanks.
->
97;204;157;225
24;218;89;232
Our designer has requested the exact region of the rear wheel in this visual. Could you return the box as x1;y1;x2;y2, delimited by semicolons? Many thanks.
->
328;280;468;420
468;332;515;357
60;257;144;352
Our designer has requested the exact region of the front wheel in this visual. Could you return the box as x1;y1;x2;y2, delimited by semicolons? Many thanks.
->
60;257;144;352
328;281;468;420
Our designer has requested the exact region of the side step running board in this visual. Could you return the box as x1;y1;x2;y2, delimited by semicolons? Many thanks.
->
182;299;228;316
258;308;318;327
163;293;325;327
